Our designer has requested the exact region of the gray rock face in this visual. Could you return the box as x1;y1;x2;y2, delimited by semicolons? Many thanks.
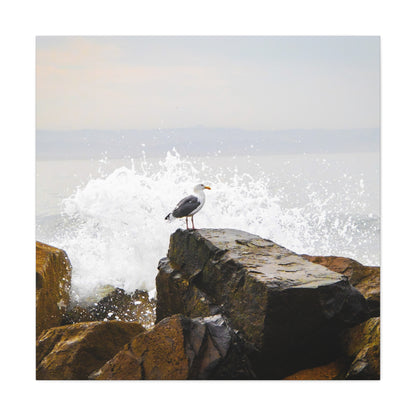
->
301;255;380;317
156;228;370;378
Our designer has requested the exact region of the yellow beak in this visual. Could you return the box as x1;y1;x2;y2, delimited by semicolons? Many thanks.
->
204;186;211;190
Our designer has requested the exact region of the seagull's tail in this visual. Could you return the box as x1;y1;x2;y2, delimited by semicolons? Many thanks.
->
165;213;174;222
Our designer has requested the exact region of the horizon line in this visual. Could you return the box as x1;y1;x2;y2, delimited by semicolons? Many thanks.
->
36;126;380;132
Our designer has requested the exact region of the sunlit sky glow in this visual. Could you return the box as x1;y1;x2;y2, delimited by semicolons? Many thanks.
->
36;36;380;130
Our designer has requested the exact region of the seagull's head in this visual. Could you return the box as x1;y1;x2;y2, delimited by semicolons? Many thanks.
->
194;183;211;192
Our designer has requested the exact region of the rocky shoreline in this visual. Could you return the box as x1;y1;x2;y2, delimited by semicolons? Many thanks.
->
36;229;380;380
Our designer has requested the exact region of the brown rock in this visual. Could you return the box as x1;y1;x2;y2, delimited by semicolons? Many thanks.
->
341;317;380;380
156;229;369;379
91;314;253;380
283;358;347;380
36;321;145;380
36;241;72;338
302;255;380;316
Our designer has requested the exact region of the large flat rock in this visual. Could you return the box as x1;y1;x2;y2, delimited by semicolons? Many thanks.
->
157;229;370;378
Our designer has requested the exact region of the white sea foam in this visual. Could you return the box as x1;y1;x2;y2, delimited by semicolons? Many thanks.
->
47;150;379;303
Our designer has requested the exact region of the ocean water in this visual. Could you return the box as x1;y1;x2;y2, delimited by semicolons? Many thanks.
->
36;150;380;304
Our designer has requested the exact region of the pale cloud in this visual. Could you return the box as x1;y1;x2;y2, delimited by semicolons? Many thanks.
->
36;36;380;130
37;37;229;129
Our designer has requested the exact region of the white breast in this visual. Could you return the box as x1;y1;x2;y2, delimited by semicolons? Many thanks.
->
190;191;206;215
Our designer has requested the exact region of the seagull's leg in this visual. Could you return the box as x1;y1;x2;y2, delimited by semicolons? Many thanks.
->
191;216;195;230
186;217;188;229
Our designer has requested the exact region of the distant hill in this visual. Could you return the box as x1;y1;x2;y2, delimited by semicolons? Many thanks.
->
36;127;380;160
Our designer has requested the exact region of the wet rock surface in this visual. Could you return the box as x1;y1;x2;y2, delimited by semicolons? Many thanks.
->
36;241;72;338
90;314;253;380
63;288;156;329
156;228;370;378
341;317;380;379
36;321;145;380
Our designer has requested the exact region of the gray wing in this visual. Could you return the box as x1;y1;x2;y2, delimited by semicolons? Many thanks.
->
172;195;200;218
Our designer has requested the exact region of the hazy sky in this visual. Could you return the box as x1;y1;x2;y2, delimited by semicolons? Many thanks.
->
36;36;380;130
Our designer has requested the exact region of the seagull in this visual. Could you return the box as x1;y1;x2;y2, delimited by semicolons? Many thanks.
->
165;184;211;230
